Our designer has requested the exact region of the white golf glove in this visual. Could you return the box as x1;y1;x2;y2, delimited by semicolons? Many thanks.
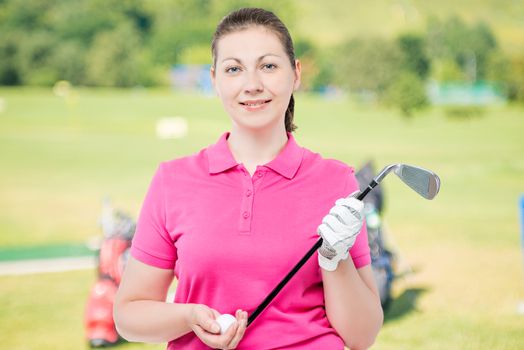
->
317;191;365;271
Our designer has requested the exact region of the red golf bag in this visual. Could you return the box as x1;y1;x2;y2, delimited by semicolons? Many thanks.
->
84;200;135;347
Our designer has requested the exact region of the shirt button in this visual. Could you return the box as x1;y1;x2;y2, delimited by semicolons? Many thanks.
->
257;172;263;177
242;211;250;219
246;189;252;197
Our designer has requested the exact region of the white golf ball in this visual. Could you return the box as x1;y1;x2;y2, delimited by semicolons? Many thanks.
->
216;313;236;334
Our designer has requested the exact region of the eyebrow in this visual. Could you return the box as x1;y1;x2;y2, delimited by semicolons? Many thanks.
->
221;54;281;64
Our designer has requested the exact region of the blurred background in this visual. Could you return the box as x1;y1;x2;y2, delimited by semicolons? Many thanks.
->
0;0;523;349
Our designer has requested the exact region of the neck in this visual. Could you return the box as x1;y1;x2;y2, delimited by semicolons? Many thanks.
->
227;125;288;175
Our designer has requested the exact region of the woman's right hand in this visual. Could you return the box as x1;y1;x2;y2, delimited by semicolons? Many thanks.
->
188;304;248;349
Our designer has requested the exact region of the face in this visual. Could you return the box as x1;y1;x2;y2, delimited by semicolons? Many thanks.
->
211;26;301;132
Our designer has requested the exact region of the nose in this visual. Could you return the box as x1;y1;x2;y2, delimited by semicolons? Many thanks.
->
244;71;263;95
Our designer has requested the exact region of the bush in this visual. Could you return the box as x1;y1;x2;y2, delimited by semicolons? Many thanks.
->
384;72;428;117
397;33;430;79
443;106;486;119
507;55;524;103
0;32;21;85
49;41;87;85
85;24;144;87
426;16;498;82
335;37;402;95
15;31;59;86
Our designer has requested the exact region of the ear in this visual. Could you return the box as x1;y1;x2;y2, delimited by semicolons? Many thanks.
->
210;66;218;96
293;59;302;91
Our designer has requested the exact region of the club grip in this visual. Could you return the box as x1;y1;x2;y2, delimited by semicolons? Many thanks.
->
357;179;378;200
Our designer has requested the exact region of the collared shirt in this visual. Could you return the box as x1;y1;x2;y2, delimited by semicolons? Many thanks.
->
131;132;371;350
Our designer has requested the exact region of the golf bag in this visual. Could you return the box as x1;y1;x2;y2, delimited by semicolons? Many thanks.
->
356;161;396;309
84;200;135;348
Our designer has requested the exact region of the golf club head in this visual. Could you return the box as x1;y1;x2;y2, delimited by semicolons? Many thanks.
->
393;164;440;199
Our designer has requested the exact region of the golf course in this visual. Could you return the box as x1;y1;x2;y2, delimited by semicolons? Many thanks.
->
0;87;523;349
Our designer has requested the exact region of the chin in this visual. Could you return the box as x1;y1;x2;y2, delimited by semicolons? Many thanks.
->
237;122;275;132
233;116;284;133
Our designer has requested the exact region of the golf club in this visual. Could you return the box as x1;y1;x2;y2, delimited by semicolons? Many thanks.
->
246;163;441;327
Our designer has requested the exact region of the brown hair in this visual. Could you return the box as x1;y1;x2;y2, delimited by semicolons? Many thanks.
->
211;8;297;132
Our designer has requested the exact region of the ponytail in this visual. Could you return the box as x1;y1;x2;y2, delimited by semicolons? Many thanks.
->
285;94;297;132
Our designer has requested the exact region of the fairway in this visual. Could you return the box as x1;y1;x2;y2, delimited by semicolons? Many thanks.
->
0;88;523;349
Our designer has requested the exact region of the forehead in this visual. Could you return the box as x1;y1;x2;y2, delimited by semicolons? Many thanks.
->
215;26;286;62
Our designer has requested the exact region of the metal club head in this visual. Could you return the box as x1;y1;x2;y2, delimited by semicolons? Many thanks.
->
373;164;440;200
394;164;440;199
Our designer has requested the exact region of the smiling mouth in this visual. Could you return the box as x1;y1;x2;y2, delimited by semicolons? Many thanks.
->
239;99;272;107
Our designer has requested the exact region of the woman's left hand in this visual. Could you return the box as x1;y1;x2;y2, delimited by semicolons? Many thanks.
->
317;191;364;271
189;305;248;349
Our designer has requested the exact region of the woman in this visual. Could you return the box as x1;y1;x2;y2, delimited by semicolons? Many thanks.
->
114;7;383;350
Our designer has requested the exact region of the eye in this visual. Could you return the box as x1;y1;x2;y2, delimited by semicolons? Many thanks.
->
225;66;241;74
262;63;277;70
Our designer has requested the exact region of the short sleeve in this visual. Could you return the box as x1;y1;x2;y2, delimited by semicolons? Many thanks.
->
131;163;177;269
346;167;371;269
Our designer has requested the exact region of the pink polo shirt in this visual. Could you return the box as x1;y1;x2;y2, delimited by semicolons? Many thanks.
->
131;132;370;350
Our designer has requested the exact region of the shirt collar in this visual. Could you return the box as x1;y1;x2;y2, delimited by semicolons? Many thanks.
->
207;132;304;179
207;132;238;174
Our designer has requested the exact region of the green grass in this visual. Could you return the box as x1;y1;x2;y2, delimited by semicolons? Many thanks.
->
1;87;524;349
0;270;163;350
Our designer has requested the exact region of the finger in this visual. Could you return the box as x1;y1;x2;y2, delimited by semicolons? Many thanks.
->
235;309;245;319
348;196;364;212
227;311;248;349
317;222;336;240
220;319;239;348
322;214;348;234
317;222;333;238
329;205;354;225
191;325;211;343
336;197;364;215
198;314;220;334
348;190;361;198
211;309;221;319
191;325;224;349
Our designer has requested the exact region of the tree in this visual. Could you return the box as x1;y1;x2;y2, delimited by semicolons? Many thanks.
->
147;0;215;66
396;33;430;79
0;0;296;87
85;24;143;87
507;55;524;103
49;41;87;85
384;71;428;117
0;32;21;85
15;31;59;85
426;16;498;82
293;38;319;91
334;37;402;96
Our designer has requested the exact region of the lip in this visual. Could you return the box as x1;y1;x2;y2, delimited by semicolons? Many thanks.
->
239;99;272;111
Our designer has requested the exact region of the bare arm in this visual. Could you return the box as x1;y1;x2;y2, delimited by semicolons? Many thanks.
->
113;257;193;343
322;261;383;350
113;257;248;348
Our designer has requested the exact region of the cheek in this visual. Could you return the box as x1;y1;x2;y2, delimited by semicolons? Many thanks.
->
267;73;295;96
217;78;241;102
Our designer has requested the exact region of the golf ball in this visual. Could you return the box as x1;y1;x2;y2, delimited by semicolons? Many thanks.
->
216;313;236;334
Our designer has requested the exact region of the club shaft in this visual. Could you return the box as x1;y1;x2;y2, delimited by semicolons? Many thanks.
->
247;238;323;327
